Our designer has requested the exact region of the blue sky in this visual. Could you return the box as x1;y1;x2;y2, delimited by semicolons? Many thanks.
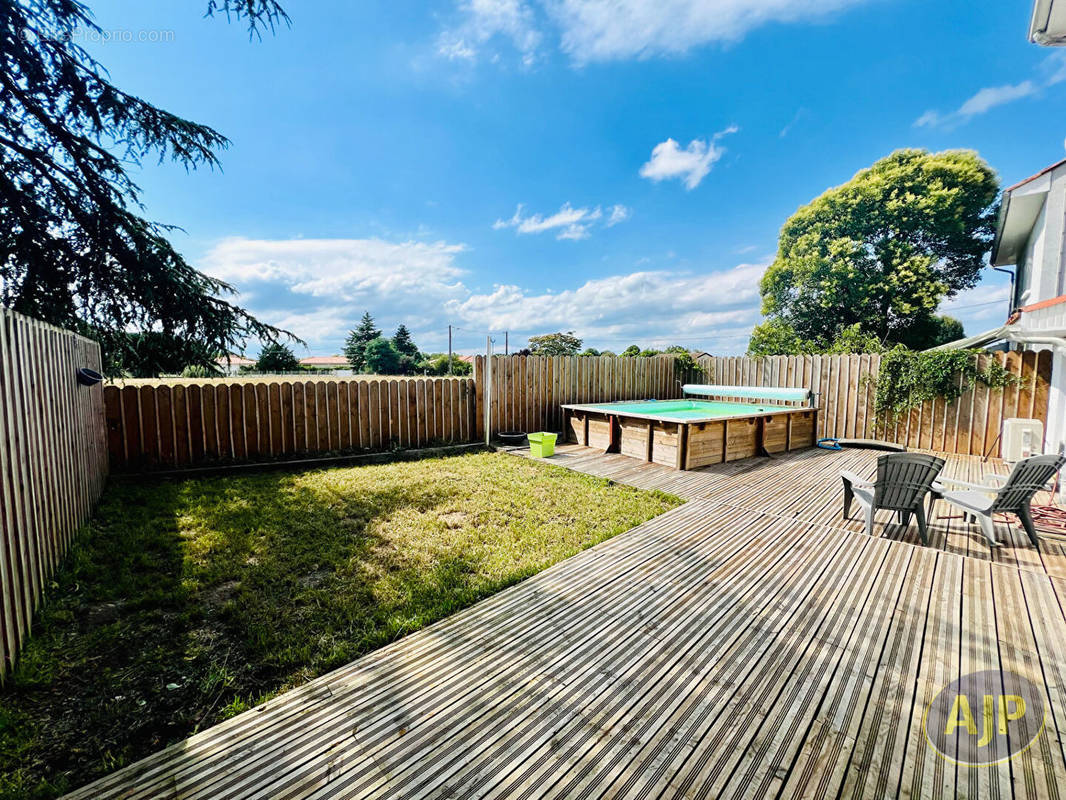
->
86;0;1066;356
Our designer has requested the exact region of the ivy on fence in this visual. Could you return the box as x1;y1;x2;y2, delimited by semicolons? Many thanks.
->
870;346;1018;419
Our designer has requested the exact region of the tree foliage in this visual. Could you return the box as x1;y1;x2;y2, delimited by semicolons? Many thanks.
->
421;353;472;375
254;342;299;372
392;323;420;375
754;149;998;353
99;331;221;377
181;363;220;378
527;331;583;356
746;318;814;357
0;0;296;376
747;316;963;357
364;336;400;374
343;312;381;372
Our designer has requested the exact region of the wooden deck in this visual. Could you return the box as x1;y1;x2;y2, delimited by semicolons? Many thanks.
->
533;444;1066;579
66;446;1066;799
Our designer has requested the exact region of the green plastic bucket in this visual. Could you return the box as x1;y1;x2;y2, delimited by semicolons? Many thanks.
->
527;432;557;458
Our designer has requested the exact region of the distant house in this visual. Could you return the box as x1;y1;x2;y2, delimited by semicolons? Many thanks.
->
300;356;352;376
939;157;1066;460
215;354;255;376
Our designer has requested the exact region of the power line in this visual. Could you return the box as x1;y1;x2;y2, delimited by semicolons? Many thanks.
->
941;298;1010;312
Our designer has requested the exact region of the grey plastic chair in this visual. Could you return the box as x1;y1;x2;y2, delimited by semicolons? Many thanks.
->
841;453;945;544
933;454;1065;548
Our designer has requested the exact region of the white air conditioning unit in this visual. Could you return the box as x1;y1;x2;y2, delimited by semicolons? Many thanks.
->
1002;418;1044;461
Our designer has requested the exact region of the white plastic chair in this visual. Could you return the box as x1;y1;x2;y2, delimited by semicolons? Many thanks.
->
933;454;1065;548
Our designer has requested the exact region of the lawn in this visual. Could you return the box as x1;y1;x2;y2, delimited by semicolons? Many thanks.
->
0;451;681;799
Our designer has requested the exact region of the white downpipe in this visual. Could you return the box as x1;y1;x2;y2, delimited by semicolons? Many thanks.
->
1042;346;1066;503
484;337;493;446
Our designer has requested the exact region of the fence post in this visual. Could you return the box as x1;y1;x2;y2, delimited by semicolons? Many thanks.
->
484;338;493;445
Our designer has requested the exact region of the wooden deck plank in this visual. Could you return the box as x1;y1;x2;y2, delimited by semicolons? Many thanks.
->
897;551;961;800
839;546;940;799
995;564;1066;800
775;541;916;799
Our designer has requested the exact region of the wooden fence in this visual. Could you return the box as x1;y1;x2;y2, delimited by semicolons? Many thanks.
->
102;350;1055;470
473;354;689;437
473;351;1053;458
698;351;1052;456
104;376;478;472
0;308;108;676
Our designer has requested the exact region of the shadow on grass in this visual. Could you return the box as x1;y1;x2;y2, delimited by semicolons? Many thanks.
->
0;452;680;799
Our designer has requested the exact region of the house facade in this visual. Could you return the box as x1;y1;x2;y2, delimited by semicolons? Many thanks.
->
983;158;1066;457
215;354;256;376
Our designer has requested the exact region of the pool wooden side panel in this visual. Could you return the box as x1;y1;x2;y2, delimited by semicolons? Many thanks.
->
564;407;818;470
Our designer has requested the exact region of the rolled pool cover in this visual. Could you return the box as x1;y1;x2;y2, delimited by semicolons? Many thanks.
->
682;384;811;403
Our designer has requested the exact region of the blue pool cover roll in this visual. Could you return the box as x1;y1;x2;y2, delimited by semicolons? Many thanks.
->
682;384;811;402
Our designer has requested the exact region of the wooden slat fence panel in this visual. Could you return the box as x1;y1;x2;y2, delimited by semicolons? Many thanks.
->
0;308;108;677
475;354;695;436
105;376;477;473
696;352;1052;456
472;351;1053;457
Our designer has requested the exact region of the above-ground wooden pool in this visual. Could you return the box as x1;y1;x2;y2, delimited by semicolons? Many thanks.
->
561;397;818;470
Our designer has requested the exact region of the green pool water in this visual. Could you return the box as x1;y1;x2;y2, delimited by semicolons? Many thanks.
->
571;400;783;421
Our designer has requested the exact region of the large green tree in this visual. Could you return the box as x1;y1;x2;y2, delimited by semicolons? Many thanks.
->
343;311;381;372
0;0;295;375
364;336;400;374
528;331;583;356
751;149;998;353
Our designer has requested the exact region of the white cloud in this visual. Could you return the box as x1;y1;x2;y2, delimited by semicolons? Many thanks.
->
203;237;466;297
916;81;1038;129
439;0;870;65
201;237;469;344
447;261;767;344
958;82;1037;116
779;107;809;138
202;236;770;354
493;202;628;239
437;0;541;65
607;204;631;226
640;126;737;190
264;307;354;344
915;52;1066;129
551;0;866;63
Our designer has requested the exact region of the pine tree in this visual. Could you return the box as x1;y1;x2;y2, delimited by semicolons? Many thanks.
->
254;343;300;373
343;312;381;372
392;324;420;375
0;0;293;376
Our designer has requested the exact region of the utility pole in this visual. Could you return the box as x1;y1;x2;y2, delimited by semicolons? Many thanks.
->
505;331;509;355
447;325;453;375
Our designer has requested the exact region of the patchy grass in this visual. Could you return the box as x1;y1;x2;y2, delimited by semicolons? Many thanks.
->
0;451;680;799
